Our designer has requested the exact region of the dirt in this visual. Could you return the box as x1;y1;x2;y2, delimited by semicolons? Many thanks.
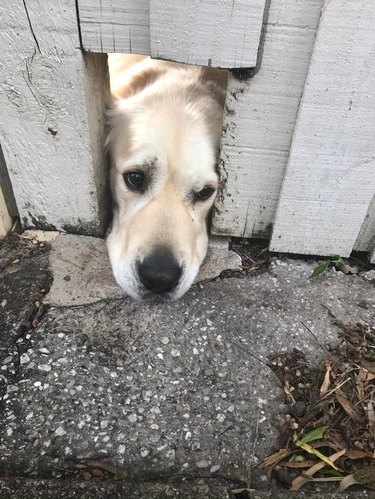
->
263;322;375;494
220;239;270;279
0;231;52;395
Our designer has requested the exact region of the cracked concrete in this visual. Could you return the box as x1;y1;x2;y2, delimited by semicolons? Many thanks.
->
0;232;374;498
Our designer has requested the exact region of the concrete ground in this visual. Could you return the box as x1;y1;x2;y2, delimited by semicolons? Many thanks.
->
0;232;374;498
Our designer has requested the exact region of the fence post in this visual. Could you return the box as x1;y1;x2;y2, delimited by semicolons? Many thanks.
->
212;0;323;238
0;1;110;236
271;0;375;257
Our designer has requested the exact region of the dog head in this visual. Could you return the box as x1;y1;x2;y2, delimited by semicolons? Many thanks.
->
106;60;226;300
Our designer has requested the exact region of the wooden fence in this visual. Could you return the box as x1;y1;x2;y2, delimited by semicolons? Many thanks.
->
0;0;374;262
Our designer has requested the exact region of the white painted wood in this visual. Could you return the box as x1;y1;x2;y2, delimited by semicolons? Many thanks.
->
0;145;18;219
150;0;266;68
355;194;375;263
354;194;375;252
78;0;150;54
212;0;323;238
78;0;266;66
270;0;375;257
0;1;110;235
0;185;12;237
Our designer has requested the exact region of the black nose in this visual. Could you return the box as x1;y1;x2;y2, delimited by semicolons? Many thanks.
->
137;249;182;294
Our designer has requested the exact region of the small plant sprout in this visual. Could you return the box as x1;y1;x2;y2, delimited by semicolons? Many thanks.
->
308;257;345;279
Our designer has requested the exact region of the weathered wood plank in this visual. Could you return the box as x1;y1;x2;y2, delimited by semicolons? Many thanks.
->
0;1;110;235
212;0;323;237
0;185;12;237
150;0;266;68
0;145;17;237
355;194;375;263
270;0;375;257
79;0;265;65
0;146;18;219
354;194;375;253
78;0;150;54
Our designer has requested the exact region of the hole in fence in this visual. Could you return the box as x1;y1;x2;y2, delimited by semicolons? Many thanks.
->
104;53;230;299
107;53;229;101
104;53;229;228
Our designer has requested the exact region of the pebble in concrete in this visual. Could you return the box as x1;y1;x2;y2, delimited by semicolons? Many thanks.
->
0;233;374;491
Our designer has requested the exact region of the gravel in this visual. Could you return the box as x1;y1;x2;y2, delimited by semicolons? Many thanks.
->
0;232;374;496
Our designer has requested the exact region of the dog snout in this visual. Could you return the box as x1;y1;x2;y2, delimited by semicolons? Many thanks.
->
137;249;182;294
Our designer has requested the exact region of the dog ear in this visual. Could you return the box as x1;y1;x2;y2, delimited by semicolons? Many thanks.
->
200;67;228;107
104;99;131;154
105;58;170;151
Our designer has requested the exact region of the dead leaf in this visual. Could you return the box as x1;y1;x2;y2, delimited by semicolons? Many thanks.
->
346;449;374;459
84;460;122;475
290;449;346;491
336;389;363;423
73;464;87;470
307;477;343;483
356;368;368;401
337;262;359;275
312;442;342;452
320;365;331;398
338;466;375;492
320;377;350;400
281;460;317;469
284;382;296;404
4;265;19;275
92;468;104;478
363;359;375;375
266;320;375;494
260;449;293;470
367;401;374;428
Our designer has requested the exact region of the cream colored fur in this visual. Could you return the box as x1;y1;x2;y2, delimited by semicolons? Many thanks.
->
106;55;227;300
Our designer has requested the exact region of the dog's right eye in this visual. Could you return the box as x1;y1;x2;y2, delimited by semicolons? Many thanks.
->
123;171;145;191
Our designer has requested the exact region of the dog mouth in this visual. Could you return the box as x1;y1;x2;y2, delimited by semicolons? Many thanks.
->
129;262;197;301
107;233;203;301
113;262;199;301
137;289;176;302
129;280;184;301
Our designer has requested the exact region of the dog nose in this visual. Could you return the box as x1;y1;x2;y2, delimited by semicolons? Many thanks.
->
137;250;182;294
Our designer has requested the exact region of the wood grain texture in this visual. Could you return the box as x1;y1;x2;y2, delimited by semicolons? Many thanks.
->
354;195;375;251
212;0;323;237
0;0;110;235
150;0;266;68
78;0;150;54
0;185;12;237
0;145;18;218
270;0;375;257
355;195;375;263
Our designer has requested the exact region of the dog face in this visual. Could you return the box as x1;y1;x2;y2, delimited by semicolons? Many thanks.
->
107;60;226;300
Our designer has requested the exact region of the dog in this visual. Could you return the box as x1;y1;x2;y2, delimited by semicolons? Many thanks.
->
106;54;227;300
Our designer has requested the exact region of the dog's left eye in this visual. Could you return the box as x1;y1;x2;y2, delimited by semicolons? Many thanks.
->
195;186;215;201
123;171;145;191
